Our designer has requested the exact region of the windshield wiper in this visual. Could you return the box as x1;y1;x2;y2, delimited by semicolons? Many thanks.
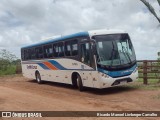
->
122;46;132;64
109;42;115;67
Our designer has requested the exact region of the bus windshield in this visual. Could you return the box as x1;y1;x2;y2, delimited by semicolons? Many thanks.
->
94;34;136;69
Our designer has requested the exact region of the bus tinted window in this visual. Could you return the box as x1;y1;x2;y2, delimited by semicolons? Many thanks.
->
58;43;64;57
53;44;58;57
71;40;78;56
65;41;71;56
44;44;53;58
27;49;31;60
35;46;43;59
65;40;78;56
80;43;90;65
24;50;27;60
30;48;36;59
21;49;24;60
53;42;64;57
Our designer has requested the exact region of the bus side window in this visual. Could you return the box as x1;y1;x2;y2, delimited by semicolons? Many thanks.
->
35;47;43;59
65;41;71;56
65;39;78;57
24;49;27;60
71;40;78;56
30;48;36;59
80;43;90;65
43;45;53;58
53;44;58;57
58;42;64;57
21;49;24;61
27;49;31;60
25;49;29;60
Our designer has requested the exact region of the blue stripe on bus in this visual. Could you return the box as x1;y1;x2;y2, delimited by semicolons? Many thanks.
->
48;60;95;71
98;64;137;78
37;63;50;70
22;60;94;71
48;60;67;70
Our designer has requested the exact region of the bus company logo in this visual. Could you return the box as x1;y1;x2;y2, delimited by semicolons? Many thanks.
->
27;65;37;69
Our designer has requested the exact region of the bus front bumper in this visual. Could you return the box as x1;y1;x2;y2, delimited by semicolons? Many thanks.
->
98;71;138;88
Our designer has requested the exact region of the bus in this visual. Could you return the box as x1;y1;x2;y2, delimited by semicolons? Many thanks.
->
21;29;138;91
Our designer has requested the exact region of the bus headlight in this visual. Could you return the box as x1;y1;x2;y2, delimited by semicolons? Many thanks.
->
133;67;138;73
101;73;109;78
104;75;109;78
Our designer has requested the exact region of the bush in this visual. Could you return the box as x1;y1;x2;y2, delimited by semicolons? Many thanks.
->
0;65;16;76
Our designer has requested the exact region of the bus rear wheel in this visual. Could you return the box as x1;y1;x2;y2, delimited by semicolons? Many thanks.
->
36;72;42;84
77;74;84;91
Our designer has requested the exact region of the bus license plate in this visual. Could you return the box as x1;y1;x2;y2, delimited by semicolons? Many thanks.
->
121;81;127;84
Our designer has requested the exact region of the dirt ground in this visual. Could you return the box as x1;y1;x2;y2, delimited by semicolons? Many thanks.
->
0;75;160;120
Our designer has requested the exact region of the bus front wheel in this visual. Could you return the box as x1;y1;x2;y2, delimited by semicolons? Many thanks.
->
77;74;84;91
36;72;42;84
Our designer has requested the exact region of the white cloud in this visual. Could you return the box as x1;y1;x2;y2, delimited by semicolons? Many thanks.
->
0;0;159;60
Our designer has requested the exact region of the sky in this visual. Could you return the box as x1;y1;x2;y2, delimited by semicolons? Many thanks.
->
0;0;160;60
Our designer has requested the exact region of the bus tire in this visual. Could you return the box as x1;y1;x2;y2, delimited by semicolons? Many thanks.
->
72;72;78;88
77;74;84;91
36;72;42;84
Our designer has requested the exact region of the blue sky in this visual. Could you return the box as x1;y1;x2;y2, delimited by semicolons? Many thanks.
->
0;0;160;60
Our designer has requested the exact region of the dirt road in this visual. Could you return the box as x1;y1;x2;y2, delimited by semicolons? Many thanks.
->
0;75;160;120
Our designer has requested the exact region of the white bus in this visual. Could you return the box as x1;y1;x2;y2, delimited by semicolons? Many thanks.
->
21;29;138;91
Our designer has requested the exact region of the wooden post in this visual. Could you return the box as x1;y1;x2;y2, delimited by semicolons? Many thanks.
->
143;60;148;85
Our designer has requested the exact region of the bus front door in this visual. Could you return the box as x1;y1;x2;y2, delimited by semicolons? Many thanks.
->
80;42;95;88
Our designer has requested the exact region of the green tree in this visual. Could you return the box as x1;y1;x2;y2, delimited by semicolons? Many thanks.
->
140;0;160;23
0;49;17;70
0;49;17;62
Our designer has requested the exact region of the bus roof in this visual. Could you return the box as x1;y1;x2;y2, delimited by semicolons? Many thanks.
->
88;29;126;36
21;31;89;49
21;29;126;49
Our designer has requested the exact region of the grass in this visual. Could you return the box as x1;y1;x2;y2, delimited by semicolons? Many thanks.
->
0;65;16;76
126;78;160;90
138;78;160;84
